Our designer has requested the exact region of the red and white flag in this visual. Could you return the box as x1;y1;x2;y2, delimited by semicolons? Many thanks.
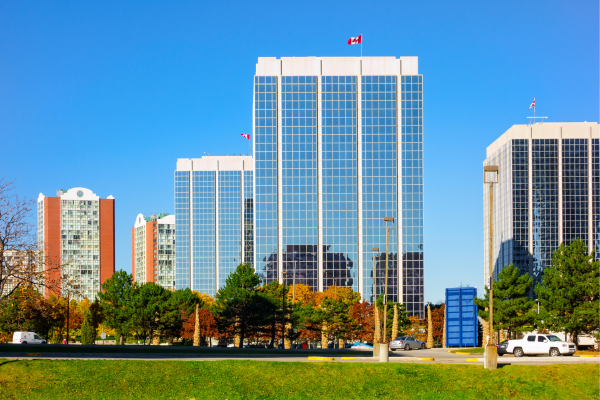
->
241;133;250;140
529;98;535;109
348;35;362;45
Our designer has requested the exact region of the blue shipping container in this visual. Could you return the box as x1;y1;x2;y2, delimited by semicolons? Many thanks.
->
445;287;478;347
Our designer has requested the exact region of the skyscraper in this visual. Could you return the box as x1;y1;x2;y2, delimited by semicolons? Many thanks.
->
483;122;599;291
253;56;424;316
132;213;175;290
175;156;253;297
37;187;115;300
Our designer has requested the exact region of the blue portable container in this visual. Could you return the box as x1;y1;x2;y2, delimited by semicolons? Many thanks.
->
445;287;478;347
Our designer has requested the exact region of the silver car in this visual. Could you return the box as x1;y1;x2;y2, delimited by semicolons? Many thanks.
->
389;336;427;351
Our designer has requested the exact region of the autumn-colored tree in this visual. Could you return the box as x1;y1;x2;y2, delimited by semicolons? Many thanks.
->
403;315;427;342
431;304;445;343
287;284;314;305
348;301;374;342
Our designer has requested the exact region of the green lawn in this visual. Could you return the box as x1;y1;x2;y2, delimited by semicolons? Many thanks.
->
0;359;597;399
0;343;360;356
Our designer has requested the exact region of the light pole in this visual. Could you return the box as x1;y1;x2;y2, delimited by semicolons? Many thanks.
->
484;165;499;370
370;247;380;305
382;217;394;344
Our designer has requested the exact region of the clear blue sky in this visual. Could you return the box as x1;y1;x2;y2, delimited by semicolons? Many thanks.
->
1;0;597;303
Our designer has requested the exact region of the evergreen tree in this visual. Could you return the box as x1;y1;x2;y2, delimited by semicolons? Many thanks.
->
97;271;133;345
535;239;599;344
212;264;262;348
80;311;95;345
475;264;536;339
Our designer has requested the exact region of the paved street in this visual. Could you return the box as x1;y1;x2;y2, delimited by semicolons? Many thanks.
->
2;347;598;365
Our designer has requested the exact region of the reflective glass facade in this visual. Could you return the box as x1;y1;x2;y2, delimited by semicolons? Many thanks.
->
254;76;278;284
322;76;358;291
511;140;529;274
400;75;424;316
192;171;215;294
281;76;319;291
218;171;241;289
593;139;599;260
244;171;254;265
175;171;190;289
562;139;588;245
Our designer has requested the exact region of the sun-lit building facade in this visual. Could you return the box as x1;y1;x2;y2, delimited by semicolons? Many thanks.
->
132;213;175;290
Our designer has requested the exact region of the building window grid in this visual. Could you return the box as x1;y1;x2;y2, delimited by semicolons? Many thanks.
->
174;171;190;289
243;171;254;265
531;139;559;286
400;75;423;317
562;139;588;245
254;76;278;284
592;139;599;260
218;171;242;289
361;76;399;305
321;76;358;292
280;76;319;292
512;139;530;275
192;171;216;296
157;222;175;290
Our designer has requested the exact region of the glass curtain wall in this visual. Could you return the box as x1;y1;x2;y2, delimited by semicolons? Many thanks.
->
593;139;599;260
243;171;254;265
562;139;588;245
281;76;318;291
254;76;278;284
192;171;215;296
361;76;398;304
321;76;358;291
400;75;424;316
175;171;190;289
218;171;241;289
511;139;530;275
531;139;558;286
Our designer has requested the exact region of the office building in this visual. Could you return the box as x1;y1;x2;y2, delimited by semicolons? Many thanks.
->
175;156;253;297
37;187;115;300
253;56;424;316
132;213;176;290
0;250;36;295
483;122;599;290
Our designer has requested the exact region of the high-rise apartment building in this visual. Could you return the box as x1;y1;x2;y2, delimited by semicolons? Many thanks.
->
253;56;424;316
132;213;175;290
483;122;599;291
175;156;253;297
37;187;115;300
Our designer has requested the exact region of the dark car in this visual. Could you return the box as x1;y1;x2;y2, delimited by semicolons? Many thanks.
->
496;339;509;356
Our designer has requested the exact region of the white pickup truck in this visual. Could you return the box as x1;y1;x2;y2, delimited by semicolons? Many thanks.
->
506;333;576;357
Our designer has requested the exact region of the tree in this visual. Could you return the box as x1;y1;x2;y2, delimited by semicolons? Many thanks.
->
257;281;289;348
475;264;536;339
97;270;133;345
213;264;262;348
80;311;95;345
535;239;599;344
348;301;374;342
431;304;445;344
128;282;171;344
403;315;426;341
376;295;409;340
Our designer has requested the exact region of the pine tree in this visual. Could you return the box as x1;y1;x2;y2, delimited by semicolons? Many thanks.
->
535;239;599;344
475;264;536;339
80;311;95;345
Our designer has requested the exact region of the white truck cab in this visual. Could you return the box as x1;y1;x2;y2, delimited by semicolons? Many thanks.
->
506;333;575;357
12;332;47;345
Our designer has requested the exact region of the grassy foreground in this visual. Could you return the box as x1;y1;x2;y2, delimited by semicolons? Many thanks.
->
0;359;598;400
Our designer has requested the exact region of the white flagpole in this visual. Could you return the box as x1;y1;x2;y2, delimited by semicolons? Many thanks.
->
361;33;363;57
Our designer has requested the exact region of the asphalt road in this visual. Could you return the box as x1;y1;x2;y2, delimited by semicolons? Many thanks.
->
1;347;598;365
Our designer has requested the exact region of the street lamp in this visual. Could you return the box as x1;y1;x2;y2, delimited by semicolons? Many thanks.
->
370;247;380;305
382;217;394;344
484;165;499;370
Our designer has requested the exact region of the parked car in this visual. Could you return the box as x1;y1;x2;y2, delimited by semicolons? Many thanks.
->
506;334;576;357
496;339;509;356
13;332;46;345
390;336;427;351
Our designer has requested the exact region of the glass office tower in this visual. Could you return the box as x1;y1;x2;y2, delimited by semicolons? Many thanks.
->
253;57;424;317
175;156;253;297
483;122;599;293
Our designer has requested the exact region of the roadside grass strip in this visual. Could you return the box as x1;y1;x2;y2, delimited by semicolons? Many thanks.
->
0;359;598;399
308;356;334;361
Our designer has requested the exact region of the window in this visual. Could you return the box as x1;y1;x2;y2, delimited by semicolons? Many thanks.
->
527;336;536;342
537;336;546;342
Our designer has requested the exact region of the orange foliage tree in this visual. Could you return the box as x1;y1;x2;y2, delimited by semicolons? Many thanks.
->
403;315;427;342
348;301;374;342
431;304;445;343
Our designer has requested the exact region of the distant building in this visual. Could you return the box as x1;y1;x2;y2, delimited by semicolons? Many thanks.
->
483;122;599;291
0;249;36;296
175;156;253;297
37;188;115;300
132;213;175;290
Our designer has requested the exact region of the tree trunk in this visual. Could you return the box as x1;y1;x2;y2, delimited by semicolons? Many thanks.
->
442;305;447;348
269;314;276;348
391;304;399;341
338;339;345;349
321;322;328;349
152;330;160;345
426;305;434;349
193;304;200;347
119;334;124;346
284;321;292;349
237;313;245;348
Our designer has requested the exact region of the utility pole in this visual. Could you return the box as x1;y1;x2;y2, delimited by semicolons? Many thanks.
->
382;217;394;344
484;165;498;370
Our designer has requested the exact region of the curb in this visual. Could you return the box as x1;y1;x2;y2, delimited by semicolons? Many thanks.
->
466;358;479;362
25;353;41;356
308;356;334;361
420;358;435;361
455;352;470;355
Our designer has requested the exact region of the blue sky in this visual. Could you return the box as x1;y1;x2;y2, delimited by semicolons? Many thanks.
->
1;0;597;303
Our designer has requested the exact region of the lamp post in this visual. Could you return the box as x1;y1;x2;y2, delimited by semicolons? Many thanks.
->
382;217;394;344
370;247;380;305
484;165;499;370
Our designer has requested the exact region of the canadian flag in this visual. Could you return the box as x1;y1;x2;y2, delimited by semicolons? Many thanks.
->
241;133;250;140
529;98;535;109
348;35;362;45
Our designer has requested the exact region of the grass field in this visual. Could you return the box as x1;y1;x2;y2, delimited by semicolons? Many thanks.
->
0;343;359;356
0;359;598;399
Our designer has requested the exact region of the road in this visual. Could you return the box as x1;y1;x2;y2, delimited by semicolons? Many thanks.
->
1;347;598;365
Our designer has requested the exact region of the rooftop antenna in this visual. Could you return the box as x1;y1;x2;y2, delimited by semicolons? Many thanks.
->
527;97;547;126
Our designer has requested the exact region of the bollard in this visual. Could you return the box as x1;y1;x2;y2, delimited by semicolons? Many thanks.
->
379;343;389;363
373;343;380;358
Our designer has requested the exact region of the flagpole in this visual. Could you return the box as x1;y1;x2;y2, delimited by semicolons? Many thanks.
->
361;33;363;57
